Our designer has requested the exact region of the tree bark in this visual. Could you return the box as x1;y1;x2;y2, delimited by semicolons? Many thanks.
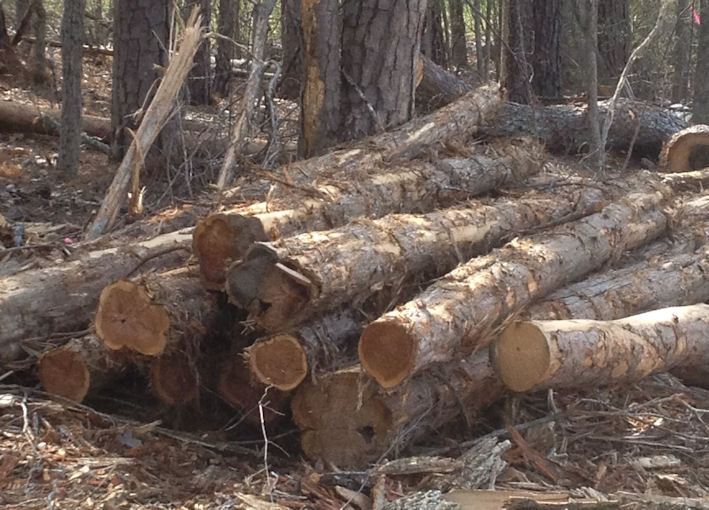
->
278;0;303;100
292;354;504;468
29;0;47;84
38;334;127;402
339;0;427;141
416;53;474;110
494;304;709;393
185;0;211;105
15;0;29;28
502;0;532;103
472;0;484;77
530;0;561;100
57;0;85;177
195;142;538;289
481;99;688;159
299;0;340;157
95;268;220;357
694;0;709;124
449;0;467;68
596;0;631;85
359;191;668;389
672;0;691;103
658;125;709;173
421;0;448;67
226;186;607;332
213;0;238;96
0;228;192;363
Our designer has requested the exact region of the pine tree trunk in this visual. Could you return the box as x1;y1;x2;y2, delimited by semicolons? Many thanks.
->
597;0;631;85
473;0;484;76
57;0;85;176
530;0;561;99
449;0;467;68
339;0;427;140
15;0;29;27
359;191;668;389
213;0;238;96
694;0;709;124
185;0;211;105
300;0;340;157
416;53;474;110
672;0;691;103
278;0;303;100
29;0;47;83
111;0;173;158
502;0;532;103
421;0;448;67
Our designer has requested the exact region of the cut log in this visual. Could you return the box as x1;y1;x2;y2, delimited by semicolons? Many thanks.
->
359;191;669;389
416;54;475;110
195;145;544;289
481;100;688;158
0;228;192;363
661;169;709;192
150;353;199;405
658;125;709;172
218;354;290;425
95;268;220;357
292;353;505;468
0;100;112;140
227;186;608;332
493;304;709;393
246;308;361;391
37;334;126;402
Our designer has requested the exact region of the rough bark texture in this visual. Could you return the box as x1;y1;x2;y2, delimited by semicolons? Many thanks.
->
292;353;505;468
579;0;602;168
38;334;127;402
111;0;172;158
300;0;340;157
0;229;192;363
449;0;467;68
694;0;709;124
658;125;709;173
481;99;688;159
672;0;691;103
530;0;561;100
421;0;448;67
597;0;631;85
246;308;361;391
339;0;427;140
226;186;607;332
195;142;541;289
494;305;709;393
29;0;47;84
213;0;238;96
95;269;220;357
57;0;85;176
502;0;532;103
185;0;211;105
416;53;474;110
359;191;668;389
279;0;303;100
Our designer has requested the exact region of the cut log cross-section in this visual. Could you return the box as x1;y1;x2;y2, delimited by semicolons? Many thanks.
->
226;186;608;332
658;125;709;173
195;145;543;289
493;304;709;393
95;269;220;357
150;353;200;406
359;190;669;389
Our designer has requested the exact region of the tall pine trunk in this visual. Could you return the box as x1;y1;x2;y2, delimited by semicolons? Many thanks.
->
278;0;303;100
213;0;238;96
695;0;709;123
185;0;211;104
597;0;631;85
672;0;691;102
530;0;561;99
449;0;467;67
58;0;85;176
421;0;448;67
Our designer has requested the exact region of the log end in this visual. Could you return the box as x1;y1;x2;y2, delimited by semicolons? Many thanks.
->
247;334;308;391
38;348;90;402
193;214;269;289
659;125;709;173
150;354;199;405
95;280;170;356
358;320;415;389
493;321;551;393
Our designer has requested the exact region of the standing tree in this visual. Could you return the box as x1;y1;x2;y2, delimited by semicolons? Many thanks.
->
576;0;602;169
672;0;691;103
185;0;211;104
530;0;561;99
449;0;467;67
472;0;484;77
29;0;47;83
339;0;427;141
421;0;448;67
15;0;28;27
596;0;631;86
694;0;709;122
57;0;85;177
213;0;238;96
111;0;173;158
278;0;303;100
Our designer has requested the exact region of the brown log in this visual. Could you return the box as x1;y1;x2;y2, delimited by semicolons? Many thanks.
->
660;169;709;193
493;304;709;393
0;101;113;140
149;352;199;405
416;53;475;110
195;144;544;289
0;229;192;363
226;186;607;332
292;353;504;468
481;99;688;158
95;268;219;357
37;334;126;402
359;191;669;389
658;125;709;172
246;308;361;391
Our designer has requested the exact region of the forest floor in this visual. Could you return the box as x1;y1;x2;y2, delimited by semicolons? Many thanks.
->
1;48;709;509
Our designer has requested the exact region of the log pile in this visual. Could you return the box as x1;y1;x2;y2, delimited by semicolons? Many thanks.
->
6;82;709;470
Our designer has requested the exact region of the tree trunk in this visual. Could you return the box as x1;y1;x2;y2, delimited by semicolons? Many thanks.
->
672;0;691;103
472;0;484;77
38;334;126;402
185;0;211;105
502;0;532;103
339;0;427;141
278;0;302;100
0;228;191;363
226;186;607;332
494;304;709;393
0;2;8;43
29;0;47;84
578;0;602;169
694;0;709;124
658;125;709;173
359;191;668;389
213;0;238;96
421;0;448;67
416;53;474;110
596;0;631;86
111;0;173;158
299;0;340;157
530;0;561;100
481;99;688;159
95;268;220;357
194;141;537;289
15;0;29;28
57;0;85;176
292;354;504;468
449;0;467;68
